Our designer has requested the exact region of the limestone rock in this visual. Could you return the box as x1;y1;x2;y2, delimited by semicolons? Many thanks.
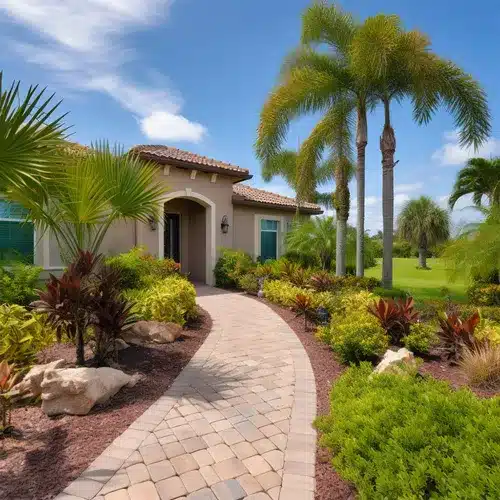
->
41;367;132;416
114;338;130;351
14;359;67;397
122;320;182;345
373;348;416;375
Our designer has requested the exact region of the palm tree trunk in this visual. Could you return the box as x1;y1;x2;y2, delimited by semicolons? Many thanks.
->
336;216;347;275
380;99;396;289
356;105;368;277
418;248;427;269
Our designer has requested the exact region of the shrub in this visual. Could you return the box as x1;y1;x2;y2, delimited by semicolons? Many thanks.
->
468;283;500;306
263;280;305;308
320;315;388;364
316;364;500;499
403;322;439;354
368;297;419;345
238;272;260;295
309;271;336;292
437;311;481;361
460;344;500;388
292;293;314;329
127;275;196;325
0;264;42;306
0;304;57;371
475;319;500;345
106;247;179;290
0;360;21;436
214;248;254;288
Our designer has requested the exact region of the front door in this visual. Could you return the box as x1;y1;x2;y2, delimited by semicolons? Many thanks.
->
164;213;180;263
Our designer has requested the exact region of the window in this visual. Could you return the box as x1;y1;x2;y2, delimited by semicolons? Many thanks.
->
0;200;34;262
260;219;278;262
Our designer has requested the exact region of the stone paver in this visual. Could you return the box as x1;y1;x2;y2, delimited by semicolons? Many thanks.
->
54;289;316;500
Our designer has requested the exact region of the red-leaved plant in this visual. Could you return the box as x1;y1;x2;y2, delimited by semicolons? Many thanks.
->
368;297;419;345
437;311;481;362
292;293;314;330
309;271;335;292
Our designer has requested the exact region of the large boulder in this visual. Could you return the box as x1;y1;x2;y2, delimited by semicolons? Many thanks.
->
122;320;182;345
373;348;416;375
14;359;67;397
41;367;132;416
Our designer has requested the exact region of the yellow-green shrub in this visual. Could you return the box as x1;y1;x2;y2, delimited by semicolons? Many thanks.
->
263;280;335;311
475;319;500;345
125;276;196;325
403;322;439;354
0;305;57;372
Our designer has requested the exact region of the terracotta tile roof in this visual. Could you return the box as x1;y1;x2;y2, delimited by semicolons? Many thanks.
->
233;184;322;213
130;145;249;175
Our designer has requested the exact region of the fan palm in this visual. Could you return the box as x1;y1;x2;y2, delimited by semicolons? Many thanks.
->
449;157;500;209
0;72;67;193
397;196;450;269
8;142;168;262
350;14;490;288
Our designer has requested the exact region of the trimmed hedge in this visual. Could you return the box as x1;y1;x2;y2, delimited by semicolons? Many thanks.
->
316;364;500;499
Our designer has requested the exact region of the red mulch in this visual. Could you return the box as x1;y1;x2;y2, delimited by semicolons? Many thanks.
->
258;299;354;500
0;307;212;500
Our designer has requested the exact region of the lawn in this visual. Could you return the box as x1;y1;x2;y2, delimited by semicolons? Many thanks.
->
365;257;467;302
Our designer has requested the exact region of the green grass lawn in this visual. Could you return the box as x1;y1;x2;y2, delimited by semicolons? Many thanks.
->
365;257;467;303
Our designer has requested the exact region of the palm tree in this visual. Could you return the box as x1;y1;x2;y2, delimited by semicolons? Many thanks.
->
8;142;167;262
397;196;450;269
350;14;490;288
449;157;500;209
0;72;67;193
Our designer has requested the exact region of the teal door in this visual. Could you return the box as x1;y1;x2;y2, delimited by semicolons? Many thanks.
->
260;219;278;262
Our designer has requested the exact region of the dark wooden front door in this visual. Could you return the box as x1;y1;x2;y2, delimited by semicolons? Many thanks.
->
164;213;180;263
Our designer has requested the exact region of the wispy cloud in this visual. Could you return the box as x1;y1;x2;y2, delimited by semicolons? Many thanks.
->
432;129;500;166
394;182;423;194
0;0;206;142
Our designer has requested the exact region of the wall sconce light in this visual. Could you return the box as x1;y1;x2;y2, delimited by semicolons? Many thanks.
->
221;215;229;234
148;216;158;231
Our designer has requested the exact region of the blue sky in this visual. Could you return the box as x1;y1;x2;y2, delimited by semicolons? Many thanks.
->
2;0;499;233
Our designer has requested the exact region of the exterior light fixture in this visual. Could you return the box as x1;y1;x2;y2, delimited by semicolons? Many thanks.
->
316;306;329;326
221;215;229;234
148;216;158;231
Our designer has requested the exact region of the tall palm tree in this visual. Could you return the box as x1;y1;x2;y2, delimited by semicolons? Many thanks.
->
449;157;500;209
8;142;167;262
350;14;490;288
397;196;450;269
0;72;67;193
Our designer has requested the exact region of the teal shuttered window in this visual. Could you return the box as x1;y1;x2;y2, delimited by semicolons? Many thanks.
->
0;201;34;262
260;219;278;262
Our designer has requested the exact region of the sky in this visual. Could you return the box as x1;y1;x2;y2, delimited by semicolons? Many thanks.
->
1;0;499;233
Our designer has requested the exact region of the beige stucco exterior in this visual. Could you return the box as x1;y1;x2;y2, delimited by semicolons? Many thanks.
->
34;162;314;285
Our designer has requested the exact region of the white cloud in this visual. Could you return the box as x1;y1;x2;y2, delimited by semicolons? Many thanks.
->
432;130;500;166
394;182;423;193
1;0;206;142
394;193;410;205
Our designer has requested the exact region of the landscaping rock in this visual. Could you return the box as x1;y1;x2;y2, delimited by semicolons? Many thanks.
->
114;338;130;351
14;359;67;397
40;367;133;416
123;320;182;345
373;348;416;375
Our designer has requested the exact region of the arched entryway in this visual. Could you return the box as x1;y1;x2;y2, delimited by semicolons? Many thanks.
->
158;190;216;286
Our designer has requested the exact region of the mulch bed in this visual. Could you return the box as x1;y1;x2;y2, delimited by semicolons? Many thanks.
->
0;307;212;500
256;298;354;500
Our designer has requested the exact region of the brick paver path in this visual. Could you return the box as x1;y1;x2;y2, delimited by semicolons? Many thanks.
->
56;288;316;500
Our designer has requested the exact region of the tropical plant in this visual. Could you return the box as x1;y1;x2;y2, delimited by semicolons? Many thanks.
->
437;311;481;361
0;360;20;436
460;343;500;388
0;264;42;306
237;272;260;295
468;283;500;306
213;248;254;288
309;270;336;292
9;142;167;263
397;196;450;269
449;157;500;209
368;297;419;345
0;72;67;193
292;293;314;330
403;322;439;354
349;14;490;288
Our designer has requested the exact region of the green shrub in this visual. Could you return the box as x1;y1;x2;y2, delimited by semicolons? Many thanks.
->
0;304;57;371
214;248;254;288
475;319;500;345
126;276;196;325
319;314;388;364
0;264;42;306
403;322;439;354
238;272;260;295
106;247;179;289
467;283;500;306
316;364;500;499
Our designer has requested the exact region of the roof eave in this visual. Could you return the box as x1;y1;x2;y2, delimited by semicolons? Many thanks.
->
232;196;323;215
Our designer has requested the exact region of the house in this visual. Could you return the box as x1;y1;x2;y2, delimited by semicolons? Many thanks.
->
0;145;322;285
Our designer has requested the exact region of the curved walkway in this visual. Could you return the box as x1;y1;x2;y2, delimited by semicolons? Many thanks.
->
56;288;316;500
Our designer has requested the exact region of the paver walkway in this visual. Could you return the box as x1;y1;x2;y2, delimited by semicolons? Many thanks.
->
56;288;316;500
